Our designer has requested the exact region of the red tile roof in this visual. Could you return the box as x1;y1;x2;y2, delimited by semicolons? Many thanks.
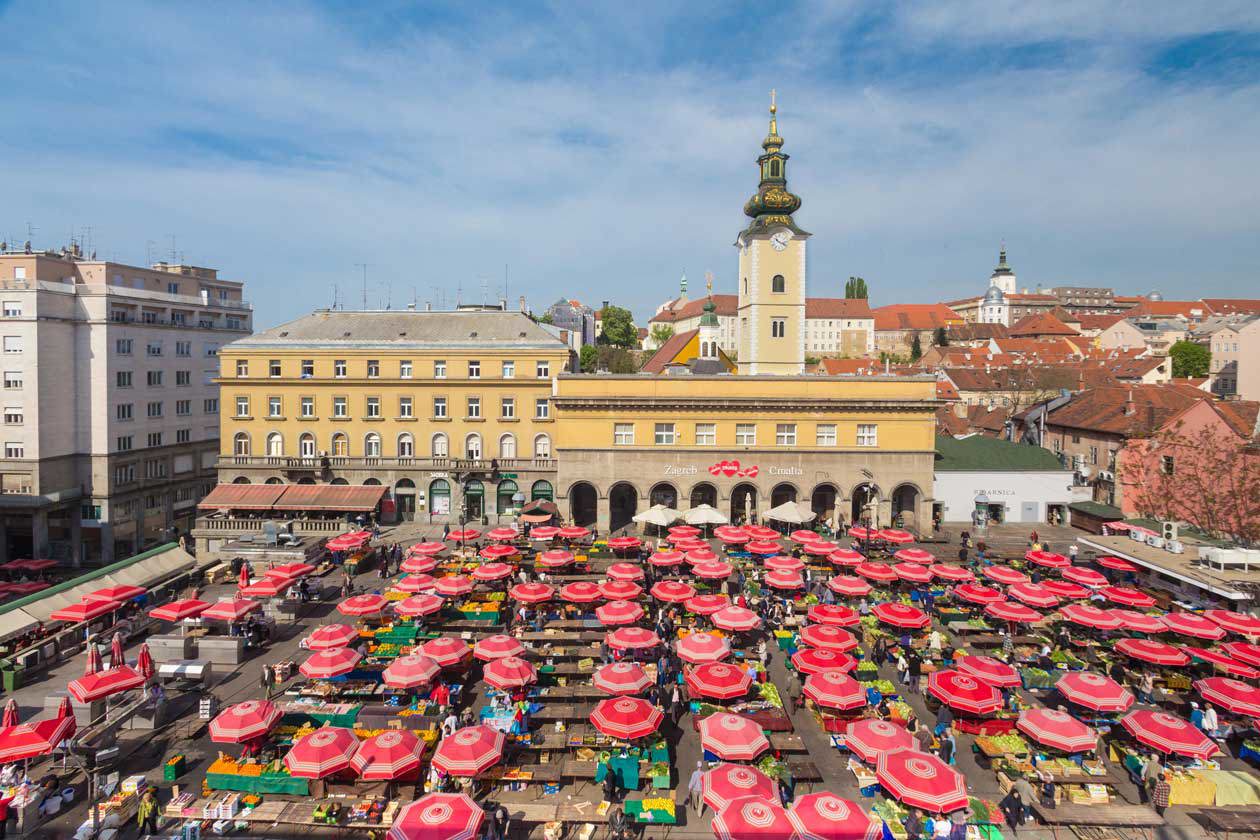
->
946;323;1009;342
1075;314;1126;331
873;304;964;331
1042;383;1213;436
819;358;882;375
805;298;873;319
1009;312;1079;337
1203;299;1260;317
1127;300;1210;319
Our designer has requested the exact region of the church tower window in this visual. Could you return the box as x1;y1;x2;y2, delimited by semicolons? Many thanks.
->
772;274;785;293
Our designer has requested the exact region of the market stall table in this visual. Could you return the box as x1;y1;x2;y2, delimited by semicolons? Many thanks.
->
1029;802;1163;830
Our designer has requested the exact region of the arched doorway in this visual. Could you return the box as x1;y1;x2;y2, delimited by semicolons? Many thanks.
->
232;476;250;484
531;480;554;501
395;478;416;521
891;484;921;530
363;478;381;485
330;478;349;486
464;479;484;521
265;477;284;485
569;482;597;527
771;483;798;508
851;483;880;526
730;483;757;525
497;479;520;518
648;482;678;509
811;484;839;527
609;482;638;534
689;482;717;509
429;479;451;518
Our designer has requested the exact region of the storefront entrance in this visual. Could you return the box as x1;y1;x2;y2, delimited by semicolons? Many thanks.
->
394;479;416;521
851;483;879;525
609;482;638;534
464;480;484;521
570;482;597;527
730;483;757;525
690;482;717;509
649;482;678;509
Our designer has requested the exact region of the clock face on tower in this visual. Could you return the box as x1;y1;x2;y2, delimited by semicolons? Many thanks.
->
769;231;791;251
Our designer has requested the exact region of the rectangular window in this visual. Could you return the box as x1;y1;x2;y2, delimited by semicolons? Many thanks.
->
176;400;191;416
235;360;249;377
147;432;163;448
2;336;22;354
366;396;381;418
400;360;413;379
502;361;515;379
2;302;21;318
147;370;163;387
116;435;132;452
695;423;716;446
176;341;191;357
735;423;756;446
301;359;314;377
654;423;676;445
176;370;191;386
116;371;132;388
366;360;380;378
333;359;347;378
203;398;218;414
269;359;281;377
116;403;133;421
467;397;481;418
146;342;162;357
776;423;797;446
114;464;136;485
434;360;446;379
2;371;20;389
536;361;550;378
146;401;163;418
614;423;634;445
468;360;481;379
3;408;22;425
535;398;550;419
816;424;837;446
3;442;23;458
300;396;315;417
333;396;348;418
857;423;878;447
771;318;786;338
115;339;132;355
1089;445;1098;465
433;397;447;418
167;281;180;295
176;428;191;444
235;397;249;417
501;397;515;419
399;397;413;418
268;396;282;417
1161;455;1175;475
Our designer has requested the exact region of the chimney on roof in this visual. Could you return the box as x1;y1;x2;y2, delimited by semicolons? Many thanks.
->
425;301;433;312
519;295;526;313
1124;389;1136;416
954;402;967;418
499;298;507;311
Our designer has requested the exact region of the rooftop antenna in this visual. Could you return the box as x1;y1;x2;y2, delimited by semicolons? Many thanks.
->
146;240;156;266
168;234;178;264
504;263;509;308
354;263;369;310
25;222;37;243
383;280;392;310
456;278;463;308
480;275;490;307
331;283;340;310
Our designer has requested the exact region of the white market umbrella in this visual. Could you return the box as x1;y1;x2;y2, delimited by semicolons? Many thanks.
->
633;504;681;529
764;501;815;525
683;504;728;526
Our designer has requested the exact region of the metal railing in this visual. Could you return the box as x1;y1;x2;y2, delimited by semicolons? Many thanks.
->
217;455;558;471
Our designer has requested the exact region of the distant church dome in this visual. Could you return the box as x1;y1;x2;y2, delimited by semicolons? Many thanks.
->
1148;290;1164;301
983;284;1006;304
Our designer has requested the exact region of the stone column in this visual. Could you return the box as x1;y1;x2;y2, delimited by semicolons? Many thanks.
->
68;507;83;568
32;509;49;558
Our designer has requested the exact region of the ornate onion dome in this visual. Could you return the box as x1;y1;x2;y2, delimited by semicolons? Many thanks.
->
699;271;719;328
743;91;805;235
992;247;1014;278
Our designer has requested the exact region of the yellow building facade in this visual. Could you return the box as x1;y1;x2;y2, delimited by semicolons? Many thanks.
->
214;309;571;522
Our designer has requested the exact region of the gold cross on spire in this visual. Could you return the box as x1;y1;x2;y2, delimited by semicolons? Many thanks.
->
705;270;714;294
769;88;777;114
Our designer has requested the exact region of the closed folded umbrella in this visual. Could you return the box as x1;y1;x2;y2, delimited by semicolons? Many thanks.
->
1;699;16;728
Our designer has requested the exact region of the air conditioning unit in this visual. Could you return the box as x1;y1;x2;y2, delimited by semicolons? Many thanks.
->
1166;540;1185;554
1161;521;1178;541
1097;470;1114;482
1146;534;1165;549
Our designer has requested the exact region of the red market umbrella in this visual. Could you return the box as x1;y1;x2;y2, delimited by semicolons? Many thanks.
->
792;529;822;543
471;562;513;581
446;528;481;542
557;526;590;540
606;562;645;581
509;583;553;603
764;569;805;589
799;624;858;652
649;550;686;567
383;654;442;689
699;712;770;760
1115;638;1189;666
432;725;506;776
607;536;642;551
109;632;124;668
686;594;730;615
1017;708;1097;753
791;648;857;675
422;637;472;667
593;662;652;696
1055;671;1134;712
239;575;296;597
51;599;121;623
892;562;931;583
712;797;794;840
675;631;730;663
764;555;805;572
1007;583;1061;609
67;666;146;703
559;581;602;603
202;597;263;622
807;604;860;627
651;580;696;602
927;669;1002;714
1160;612;1227;640
210;700;282;744
981;565;1029;585
237;566;251;590
1025;550;1070;569
828;549;865;567
149;598;210;622
1099;585;1156;608
984;601;1042;624
930;564;974;582
854;562;896;583
395;594;446;619
590;696;663;740
875;749;968;812
300;647;362;679
472;635;526;661
136;644;154;680
483;656;538;690
827;575;872;597
1204;610;1260;637
0;716;76;764
788;793;882;840
1062;567;1108;587
686;548;720;564
1222;642;1260;667
686;663;753;700
952;584;1006;606
702;764;779;812
529;526;560;541
395;574;438;594
893;548;935;564
285;726;358;778
304;624;360;649
1195;677;1260;717
1184;647;1260;679
268;562;316;578
326;532;371;551
714;526;749;543
596;599;645;626
598;580;643;601
955;654;1021;688
84;643;102;676
1059;603;1124;630
1042;580;1091;599
435;576;474;597
746;525;778;540
338;594;387;616
479;545;517;562
879;529;914;544
608;627;663;651
1121;710;1218;759
408;541;446;556
804;670;866;710
747;540;783;555
711;606;761;632
871;602;930;629
55;696;72;719
694;561;735;580
485;527;518;542
1109;610;1166;634
1096;555;1137;572
387;794;484;840
845;719;914;764
402;555;439;574
803;541;840;557
670;525;702;538
674;538;708;552
353;729;426;780
85;584;146;603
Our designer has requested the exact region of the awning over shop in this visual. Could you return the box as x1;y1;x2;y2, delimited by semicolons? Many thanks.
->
272;484;388;512
198;484;288;510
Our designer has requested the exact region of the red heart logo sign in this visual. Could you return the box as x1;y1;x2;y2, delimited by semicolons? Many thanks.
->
721;460;740;477
708;463;722;476
741;465;759;478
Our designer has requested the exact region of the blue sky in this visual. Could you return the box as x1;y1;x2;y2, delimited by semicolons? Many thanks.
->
3;1;1259;326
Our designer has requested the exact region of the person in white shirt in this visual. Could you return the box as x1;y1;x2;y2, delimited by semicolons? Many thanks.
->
1202;704;1219;738
441;712;459;738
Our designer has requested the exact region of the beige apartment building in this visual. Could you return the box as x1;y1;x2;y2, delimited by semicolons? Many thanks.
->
1200;316;1260;400
0;245;250;564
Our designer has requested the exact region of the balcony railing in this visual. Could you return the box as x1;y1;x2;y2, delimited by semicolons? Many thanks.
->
194;516;347;533
217;455;557;472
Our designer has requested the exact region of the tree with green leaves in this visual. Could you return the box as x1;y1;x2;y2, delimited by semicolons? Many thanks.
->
910;333;923;361
844;276;868;299
579;344;598;372
1169;340;1211;379
933;326;949;347
649;323;675;348
597;305;638;348
537;311;554;325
